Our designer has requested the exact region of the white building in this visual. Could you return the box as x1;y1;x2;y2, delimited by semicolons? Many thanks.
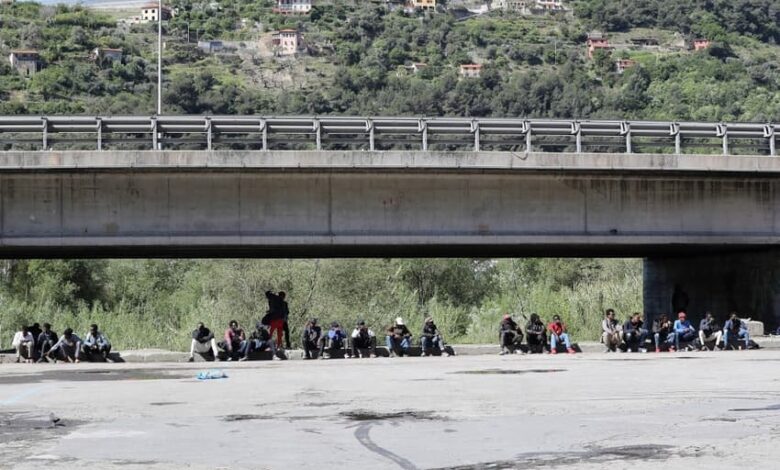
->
272;29;305;56
141;4;172;22
274;0;312;14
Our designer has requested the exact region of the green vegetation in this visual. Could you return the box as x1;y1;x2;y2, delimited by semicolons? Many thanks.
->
0;259;641;349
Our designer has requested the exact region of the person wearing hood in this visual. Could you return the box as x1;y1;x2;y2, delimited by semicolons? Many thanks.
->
82;324;112;361
723;312;750;350
525;313;548;354
652;313;675;352
386;317;412;357
320;322;347;359
350;320;377;358
673;311;697;351
548;315;576;354
302;319;322;359
37;323;59;363
188;322;220;362
698;312;723;350
421;317;449;357
499;314;523;355
245;321;280;361
622;313;648;353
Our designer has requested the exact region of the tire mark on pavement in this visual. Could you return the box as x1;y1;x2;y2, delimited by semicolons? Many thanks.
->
354;423;418;470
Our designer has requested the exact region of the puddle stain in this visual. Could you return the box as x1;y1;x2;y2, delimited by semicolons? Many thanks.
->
451;369;567;375
341;410;441;421
729;403;780;412
149;402;184;406
0;369;191;385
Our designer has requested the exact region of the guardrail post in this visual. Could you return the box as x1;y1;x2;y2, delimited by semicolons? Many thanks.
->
716;123;728;155
471;120;480;152
259;119;267;151
419;119;428;151
151;117;158;150
571;122;581;153
523;120;531;153
96;117;102;151
670;123;681;154
314;119;321;150
205;117;212;151
621;121;632;154
764;124;775;156
41;117;48;150
366;119;375;151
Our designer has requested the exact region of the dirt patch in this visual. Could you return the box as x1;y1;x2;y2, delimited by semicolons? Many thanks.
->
729;403;780;412
0;369;191;385
452;369;566;375
341;410;441;421
0;412;84;447
149;402;184;406
222;414;275;422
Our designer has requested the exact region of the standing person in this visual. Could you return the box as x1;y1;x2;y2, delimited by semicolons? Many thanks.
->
188;322;220;362
698;312;723;351
386;317;413;357
265;290;289;349
673;312;697;351
82;324;112;361
350;320;377;358
320;322;347;359
652;314;675;352
244;322;280;361
548;315;575;354
601;309;623;353
498;314;523;355
421;317;450;357
47;328;82;363
37;323;58;363
11;326;35;363
723;312;750;350
623;313;649;353
301;319;322;359
221;320;247;361
525;313;549;354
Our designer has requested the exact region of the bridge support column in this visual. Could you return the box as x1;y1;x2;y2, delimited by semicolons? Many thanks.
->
643;251;780;333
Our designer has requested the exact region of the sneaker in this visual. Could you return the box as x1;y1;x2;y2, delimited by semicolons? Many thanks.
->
604;348;612;353
272;355;281;361
238;356;248;362
669;346;675;352
187;356;194;362
226;357;233;362
567;348;576;354
444;352;451;357
639;348;647;353
370;353;377;358
551;349;558;355
499;350;507;356
655;348;661;353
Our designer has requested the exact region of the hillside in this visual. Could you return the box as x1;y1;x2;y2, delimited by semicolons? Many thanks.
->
0;0;778;121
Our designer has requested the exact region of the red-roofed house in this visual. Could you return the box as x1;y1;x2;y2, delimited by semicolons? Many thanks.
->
693;39;711;51
272;29;305;56
459;63;482;78
586;32;611;59
616;58;636;74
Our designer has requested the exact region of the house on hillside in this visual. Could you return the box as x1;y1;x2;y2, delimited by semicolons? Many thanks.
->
630;37;659;47
534;0;565;11
459;63;482;78
615;58;636;74
274;0;312;14
0;0;15;5
272;29;305;56
141;4;173;22
90;48;123;65
411;0;436;10
586;32;611;59
198;40;224;54
693;39;711;51
8;50;41;76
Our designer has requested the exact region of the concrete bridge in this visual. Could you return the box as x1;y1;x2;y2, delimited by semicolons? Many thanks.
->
1;149;780;329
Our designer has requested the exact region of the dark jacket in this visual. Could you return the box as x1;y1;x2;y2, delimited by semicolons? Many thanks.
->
251;326;271;342
652;319;672;336
265;291;289;321
623;319;644;335
422;322;440;338
388;324;411;338
526;320;545;337
302;324;321;343
699;318;720;336
192;327;214;343
37;330;58;345
500;318;520;333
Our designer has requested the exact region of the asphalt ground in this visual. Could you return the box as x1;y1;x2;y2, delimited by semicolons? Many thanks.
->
1;350;779;469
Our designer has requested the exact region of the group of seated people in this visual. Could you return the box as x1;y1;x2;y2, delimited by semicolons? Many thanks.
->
498;313;577;355
11;323;111;363
601;309;752;352
189;316;452;361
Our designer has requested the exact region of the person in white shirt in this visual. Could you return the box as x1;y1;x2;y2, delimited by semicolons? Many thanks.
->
350;320;377;358
11;326;35;363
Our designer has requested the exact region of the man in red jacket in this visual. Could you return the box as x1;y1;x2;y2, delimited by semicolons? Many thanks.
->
548;315;576;354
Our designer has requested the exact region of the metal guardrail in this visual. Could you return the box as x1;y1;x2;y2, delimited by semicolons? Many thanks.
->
0;116;776;155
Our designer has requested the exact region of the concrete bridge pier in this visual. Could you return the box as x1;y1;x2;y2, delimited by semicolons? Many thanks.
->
643;251;780;333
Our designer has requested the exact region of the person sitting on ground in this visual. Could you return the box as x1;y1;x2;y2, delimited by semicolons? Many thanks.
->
673;311;697;351
82;324;112;361
11;326;35;363
525;313;549;354
245;321;280;361
28;322;42;353
421;317;450;357
386;317;413;357
265;290;289;350
350;320;377;358
548;315;575;354
623;313;649;353
37;323;58;363
601;309;623;353
698;312;723;351
498;314;523;355
221;320;247;361
188;322;220;362
723;312;750;350
302;319;322;359
652;313;675;352
320;322;347;359
47;328;82;363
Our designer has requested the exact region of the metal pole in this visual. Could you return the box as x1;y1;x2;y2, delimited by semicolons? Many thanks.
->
157;0;162;116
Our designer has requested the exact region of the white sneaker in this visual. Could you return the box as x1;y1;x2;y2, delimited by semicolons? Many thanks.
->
639;348;647;353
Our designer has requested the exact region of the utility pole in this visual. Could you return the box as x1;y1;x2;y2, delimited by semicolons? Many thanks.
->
157;0;162;116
